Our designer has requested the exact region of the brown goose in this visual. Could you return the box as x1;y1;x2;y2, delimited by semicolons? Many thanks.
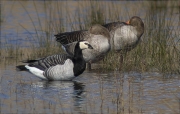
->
103;16;144;69
55;24;111;70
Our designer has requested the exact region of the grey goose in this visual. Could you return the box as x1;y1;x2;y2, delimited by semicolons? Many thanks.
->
103;16;144;69
54;24;111;70
103;16;144;52
16;40;93;81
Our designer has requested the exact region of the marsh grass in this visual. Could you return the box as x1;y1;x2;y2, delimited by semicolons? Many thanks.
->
129;1;180;73
17;1;64;59
0;0;180;74
83;1;106;28
101;1;180;73
0;3;3;23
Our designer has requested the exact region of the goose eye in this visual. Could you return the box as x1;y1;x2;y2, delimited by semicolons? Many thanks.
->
84;43;89;45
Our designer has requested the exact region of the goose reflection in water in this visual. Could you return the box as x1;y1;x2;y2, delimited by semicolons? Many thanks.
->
16;80;85;113
34;81;85;97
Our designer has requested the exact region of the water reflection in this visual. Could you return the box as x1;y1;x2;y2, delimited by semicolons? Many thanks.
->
32;80;85;102
0;65;179;113
11;80;85;113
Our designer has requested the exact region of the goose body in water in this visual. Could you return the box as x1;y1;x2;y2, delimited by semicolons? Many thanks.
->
54;24;111;70
16;40;93;81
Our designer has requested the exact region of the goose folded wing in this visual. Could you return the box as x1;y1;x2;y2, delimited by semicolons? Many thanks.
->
63;42;77;56
54;30;88;45
103;22;127;32
24;54;72;71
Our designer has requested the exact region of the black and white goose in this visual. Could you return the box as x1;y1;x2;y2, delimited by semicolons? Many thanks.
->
16;40;93;81
54;24;111;70
103;16;144;69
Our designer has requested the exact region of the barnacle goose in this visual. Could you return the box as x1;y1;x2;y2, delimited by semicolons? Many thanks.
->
16;40;93;81
54;24;111;70
103;16;144;69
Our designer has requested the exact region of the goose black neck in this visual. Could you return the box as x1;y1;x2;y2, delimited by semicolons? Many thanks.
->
73;43;86;76
74;43;84;59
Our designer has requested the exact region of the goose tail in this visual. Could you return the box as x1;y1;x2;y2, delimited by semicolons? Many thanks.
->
54;33;66;43
16;65;28;71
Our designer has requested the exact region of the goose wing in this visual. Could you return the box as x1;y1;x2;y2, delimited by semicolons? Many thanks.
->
62;41;77;56
103;22;127;33
55;30;89;45
23;54;72;71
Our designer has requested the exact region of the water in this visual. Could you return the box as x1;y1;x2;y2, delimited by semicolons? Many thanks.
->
0;1;180;113
0;63;179;113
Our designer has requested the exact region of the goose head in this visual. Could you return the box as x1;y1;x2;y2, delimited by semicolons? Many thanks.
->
126;16;144;37
78;40;94;50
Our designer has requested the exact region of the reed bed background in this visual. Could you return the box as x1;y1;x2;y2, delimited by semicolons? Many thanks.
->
0;0;180;74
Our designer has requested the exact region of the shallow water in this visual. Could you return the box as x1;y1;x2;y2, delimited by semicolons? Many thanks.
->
0;64;179;113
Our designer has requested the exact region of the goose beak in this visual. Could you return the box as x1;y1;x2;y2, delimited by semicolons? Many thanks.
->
126;20;130;24
88;44;93;49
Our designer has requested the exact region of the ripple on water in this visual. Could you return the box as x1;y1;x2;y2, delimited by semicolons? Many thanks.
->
0;64;180;113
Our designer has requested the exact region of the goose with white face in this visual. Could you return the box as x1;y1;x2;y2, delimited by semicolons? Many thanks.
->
16;40;93;81
54;24;111;70
79;41;94;50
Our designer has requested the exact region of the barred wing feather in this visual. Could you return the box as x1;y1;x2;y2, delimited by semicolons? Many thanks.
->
24;54;72;71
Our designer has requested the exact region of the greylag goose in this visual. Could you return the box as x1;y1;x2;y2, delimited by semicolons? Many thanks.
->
55;24;111;70
103;16;144;70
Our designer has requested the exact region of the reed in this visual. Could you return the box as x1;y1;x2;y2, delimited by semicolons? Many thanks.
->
0;3;3;23
18;1;64;60
101;1;180;73
84;1;106;28
1;0;179;74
